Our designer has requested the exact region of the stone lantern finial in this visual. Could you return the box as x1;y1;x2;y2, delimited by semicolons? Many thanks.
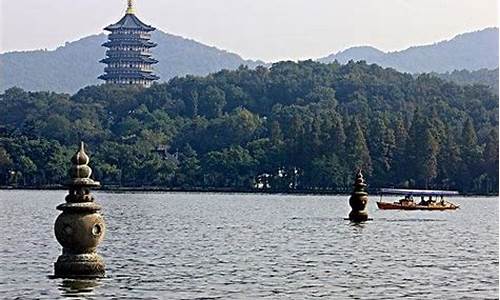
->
354;169;366;190
348;169;370;222
68;141;99;187
53;142;106;278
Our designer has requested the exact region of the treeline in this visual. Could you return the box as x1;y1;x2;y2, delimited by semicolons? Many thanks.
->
0;61;498;194
430;68;499;95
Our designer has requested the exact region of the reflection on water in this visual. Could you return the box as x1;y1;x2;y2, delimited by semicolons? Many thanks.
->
0;191;498;299
58;279;101;297
348;220;367;229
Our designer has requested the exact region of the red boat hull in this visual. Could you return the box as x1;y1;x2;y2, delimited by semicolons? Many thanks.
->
376;201;459;211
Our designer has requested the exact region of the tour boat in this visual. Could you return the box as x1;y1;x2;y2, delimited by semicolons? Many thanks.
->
377;188;460;210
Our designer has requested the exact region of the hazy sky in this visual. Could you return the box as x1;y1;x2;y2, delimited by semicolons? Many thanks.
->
0;0;498;61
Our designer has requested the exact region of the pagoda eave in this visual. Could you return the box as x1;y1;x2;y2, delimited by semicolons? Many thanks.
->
100;57;158;64
102;41;157;48
99;73;160;80
104;14;156;32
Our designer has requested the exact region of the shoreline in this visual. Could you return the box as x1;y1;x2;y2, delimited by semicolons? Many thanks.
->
0;185;497;197
0;185;348;196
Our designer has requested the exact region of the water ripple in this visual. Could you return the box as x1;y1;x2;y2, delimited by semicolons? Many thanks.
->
0;191;497;299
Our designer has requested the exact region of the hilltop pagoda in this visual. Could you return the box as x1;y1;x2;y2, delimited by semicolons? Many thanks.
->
99;0;159;87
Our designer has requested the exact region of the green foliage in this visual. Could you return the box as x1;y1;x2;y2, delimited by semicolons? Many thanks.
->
203;146;256;187
345;118;372;176
432;68;499;95
0;60;497;194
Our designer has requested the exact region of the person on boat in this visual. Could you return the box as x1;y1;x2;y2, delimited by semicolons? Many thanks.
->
419;196;427;206
401;195;414;205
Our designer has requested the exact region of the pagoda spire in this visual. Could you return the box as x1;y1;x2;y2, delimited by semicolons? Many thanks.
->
126;0;135;14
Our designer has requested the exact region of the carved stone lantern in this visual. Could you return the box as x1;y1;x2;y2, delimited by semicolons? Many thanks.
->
54;142;105;278
348;170;370;222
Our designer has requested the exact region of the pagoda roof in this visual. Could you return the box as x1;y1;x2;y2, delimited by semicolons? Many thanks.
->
105;13;155;32
99;73;160;80
100;56;158;64
102;40;157;48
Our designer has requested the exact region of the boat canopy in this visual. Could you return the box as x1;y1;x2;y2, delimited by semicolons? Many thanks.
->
380;188;459;196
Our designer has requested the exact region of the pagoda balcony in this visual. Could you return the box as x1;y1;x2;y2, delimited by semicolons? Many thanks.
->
108;33;151;40
103;41;156;48
100;57;158;64
105;49;153;57
104;66;154;73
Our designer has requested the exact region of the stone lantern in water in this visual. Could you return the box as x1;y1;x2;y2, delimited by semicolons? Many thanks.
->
54;142;105;278
348;170;370;222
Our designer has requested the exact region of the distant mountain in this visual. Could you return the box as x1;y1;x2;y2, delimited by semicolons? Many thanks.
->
324;46;385;64
0;31;263;94
320;28;499;73
2;27;498;93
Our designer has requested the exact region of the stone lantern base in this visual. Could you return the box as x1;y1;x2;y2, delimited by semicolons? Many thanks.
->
54;253;105;278
348;210;370;222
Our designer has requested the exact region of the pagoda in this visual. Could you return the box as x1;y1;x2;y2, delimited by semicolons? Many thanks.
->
99;0;159;87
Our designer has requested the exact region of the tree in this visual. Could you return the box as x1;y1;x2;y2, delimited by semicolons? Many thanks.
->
481;128;499;193
200;86;226;118
459;118;483;192
436;126;462;189
417;127;439;188
0;147;13;184
203;146;256;187
175;144;201;187
345;118;372;176
390;116;409;185
307;154;344;189
405;110;440;187
368;115;395;185
19;156;38;186
270;121;284;145
0;60;497;194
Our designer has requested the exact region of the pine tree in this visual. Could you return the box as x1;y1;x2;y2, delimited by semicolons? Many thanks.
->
405;110;440;187
368;115;395;184
436;126;462;189
459;118;482;192
417;127;439;188
345;118;373;176
311;117;323;153
390;116;409;185
482;128;499;193
270;121;284;145
175;144;201;187
326;115;347;159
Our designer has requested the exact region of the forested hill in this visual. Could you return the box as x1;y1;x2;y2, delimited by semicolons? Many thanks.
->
1;28;498;94
430;68;499;94
0;61;498;194
0;31;262;94
320;28;499;73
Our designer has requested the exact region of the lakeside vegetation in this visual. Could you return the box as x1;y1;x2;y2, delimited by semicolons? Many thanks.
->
0;61;498;194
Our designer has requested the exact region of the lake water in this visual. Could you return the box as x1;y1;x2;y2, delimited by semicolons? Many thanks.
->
0;190;498;299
